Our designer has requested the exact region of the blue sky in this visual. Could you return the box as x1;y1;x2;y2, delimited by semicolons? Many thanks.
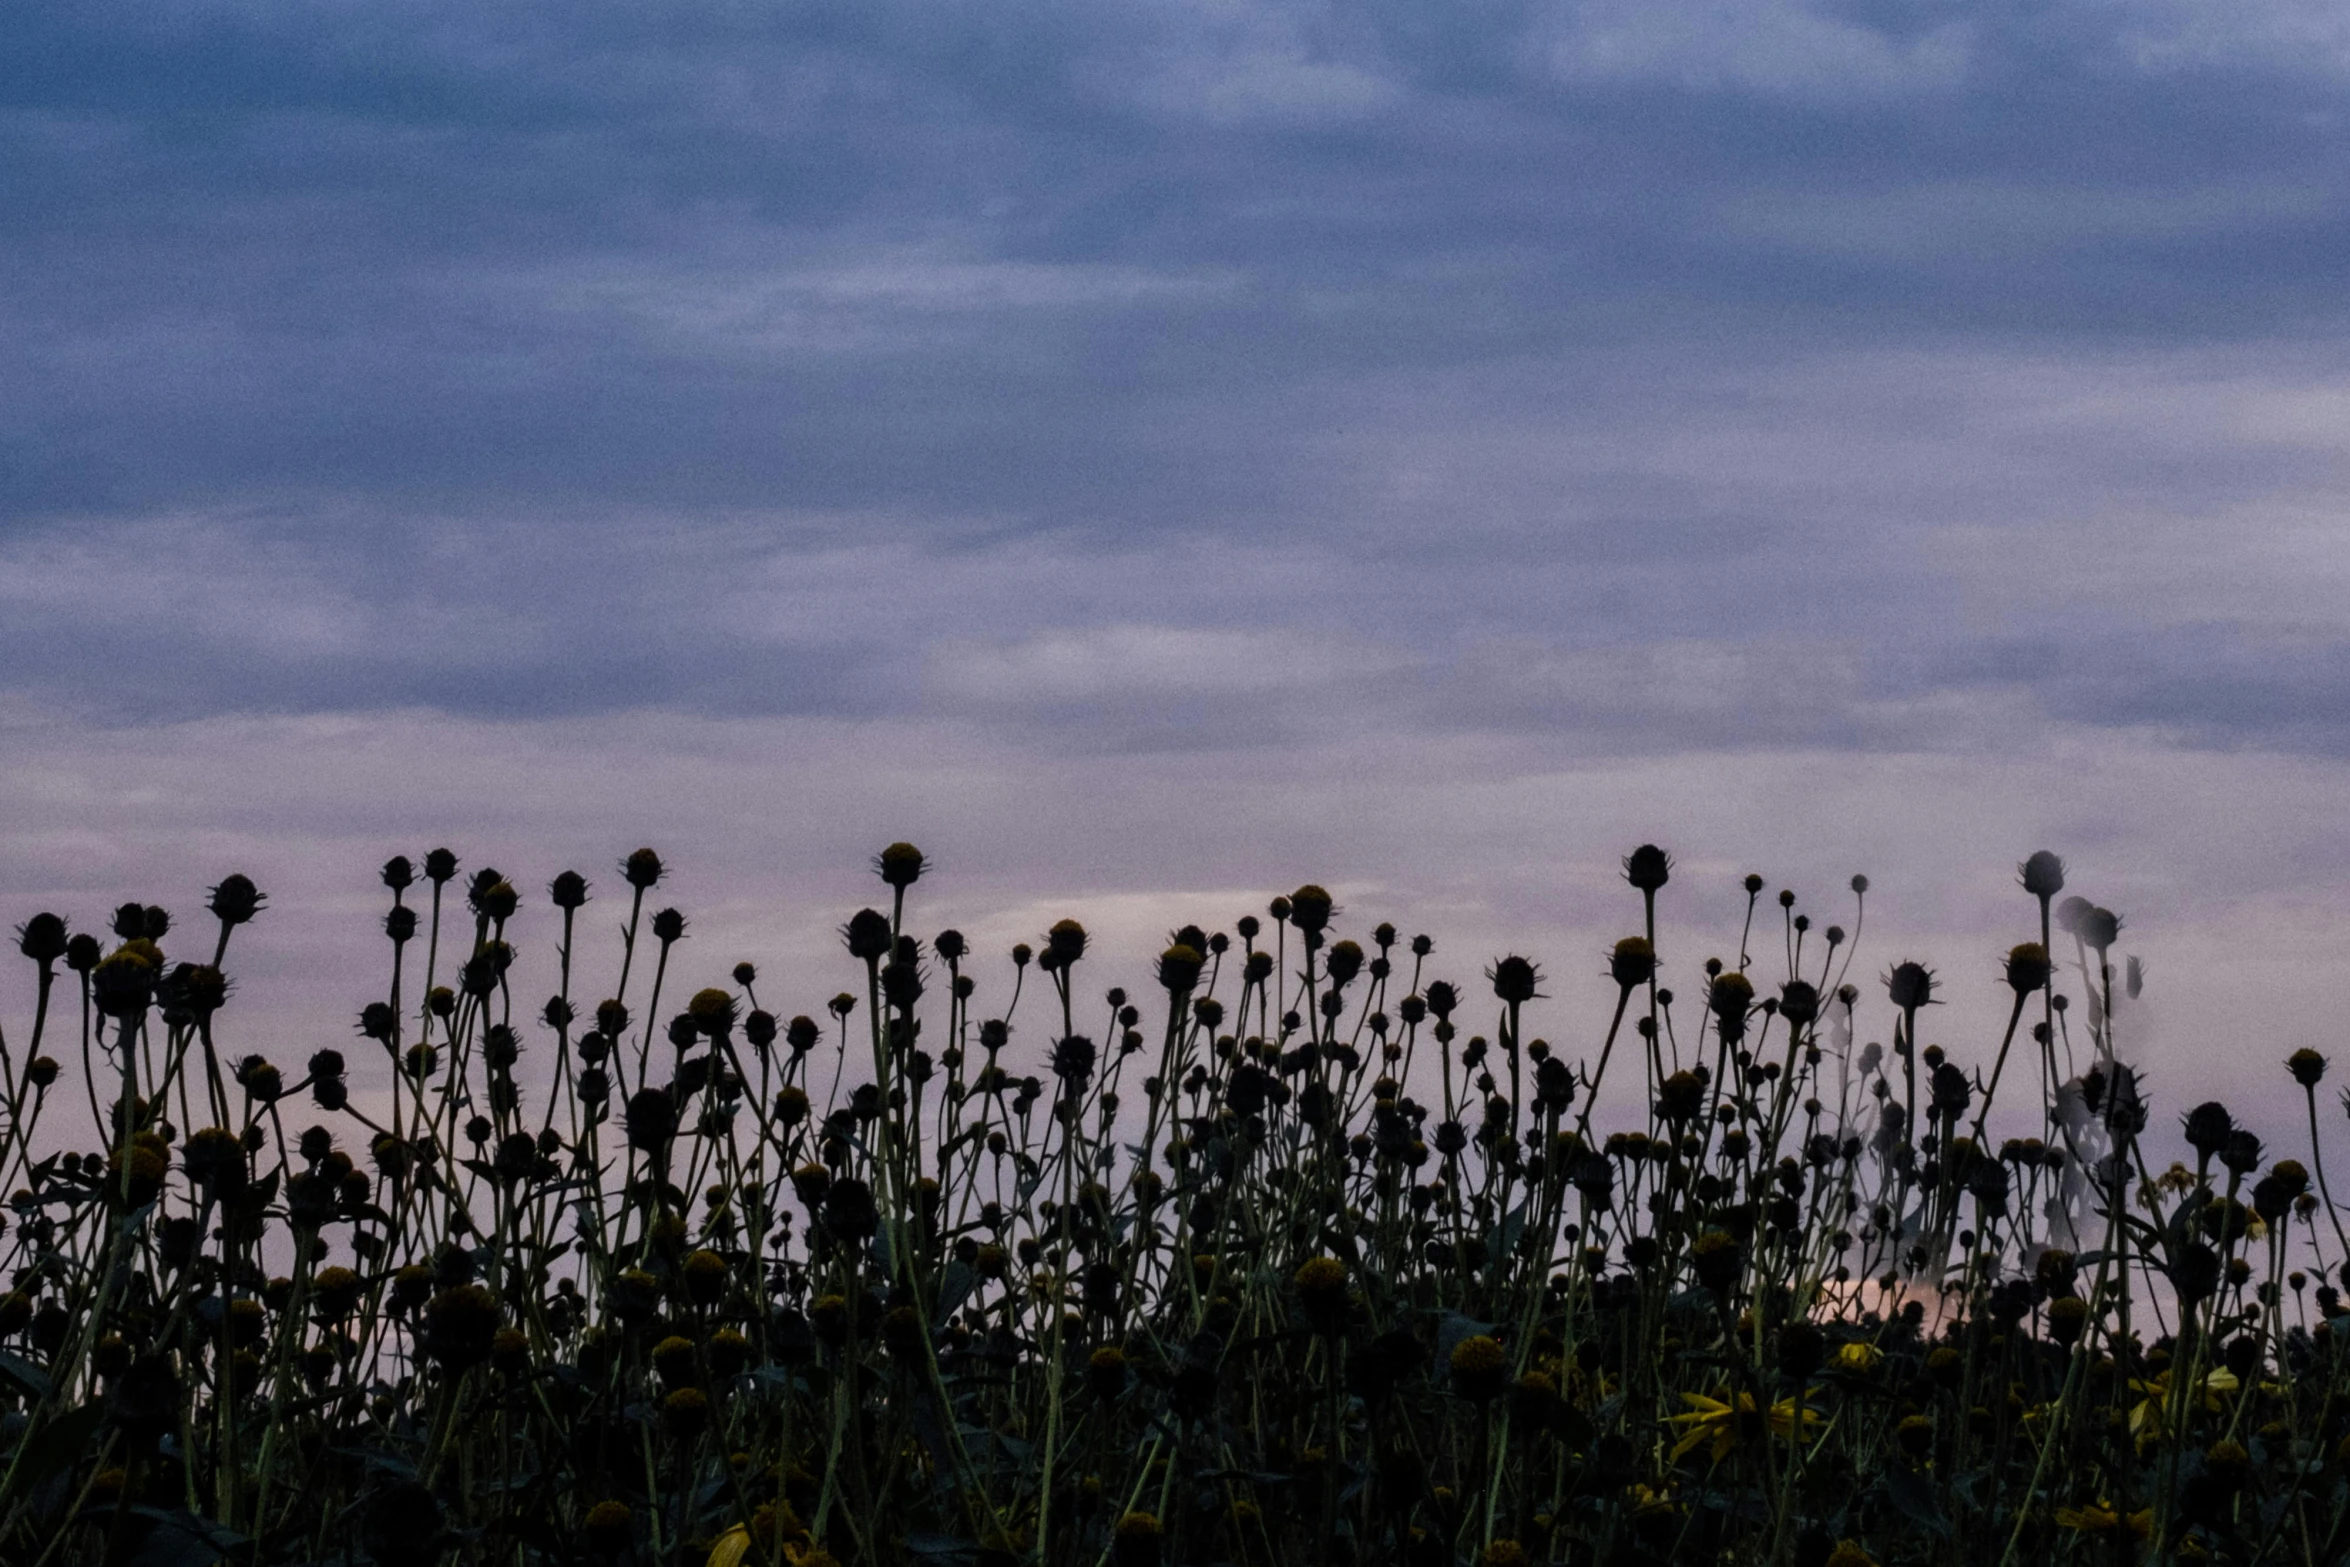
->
4;0;2348;1124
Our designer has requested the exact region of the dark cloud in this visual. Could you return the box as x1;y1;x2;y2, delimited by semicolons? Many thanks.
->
3;0;2348;775
7;0;2350;511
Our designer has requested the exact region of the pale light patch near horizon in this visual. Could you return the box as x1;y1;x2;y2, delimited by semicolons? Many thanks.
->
2;702;2345;1166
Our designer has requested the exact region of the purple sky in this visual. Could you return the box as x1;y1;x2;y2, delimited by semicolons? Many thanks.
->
4;0;2349;1150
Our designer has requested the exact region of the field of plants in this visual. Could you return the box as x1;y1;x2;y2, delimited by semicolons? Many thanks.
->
1;843;2345;1566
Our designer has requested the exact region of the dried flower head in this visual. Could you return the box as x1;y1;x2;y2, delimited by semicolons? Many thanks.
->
1623;844;1672;893
1449;1335;1508;1400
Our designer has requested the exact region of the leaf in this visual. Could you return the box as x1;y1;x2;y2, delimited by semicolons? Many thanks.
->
909;1387;956;1475
123;1506;250;1567
0;1351;52;1402
932;1259;977;1328
334;1446;420;1481
1882;1463;1951;1539
906;1535;980;1562
1432;1312;1494;1387
0;1401;105;1512
1485;1202;1529;1269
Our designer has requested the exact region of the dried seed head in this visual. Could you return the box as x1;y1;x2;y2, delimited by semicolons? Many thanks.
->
661;1386;709;1438
1885;961;1937;1012
687;988;737;1038
1690;1230;1742;1293
1449;1335;1508;1400
1052;1035;1097;1089
1489;955;1541;1005
2018;850;2066;900
1112;1513;1162;1567
651;1334;699;1388
207;874;264;927
422;1285;500;1369
17;913;68;966
1622;844;1672;894
624;1089;678;1154
2182;1101;2235;1159
1601;936;1652;991
842;909;892;962
1047;919;1089;965
681;1249;729;1306
874;842;928;889
1086;1345;1129;1398
1708;972;1754;1043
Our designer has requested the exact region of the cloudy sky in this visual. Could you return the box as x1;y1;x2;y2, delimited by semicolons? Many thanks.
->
4;1;2348;1141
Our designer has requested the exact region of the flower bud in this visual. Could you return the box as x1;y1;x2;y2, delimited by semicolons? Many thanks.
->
874;842;927;888
1622;844;1671;893
207;874;264;927
2018;851;2065;900
16;913;67;966
1886;962;1937;1011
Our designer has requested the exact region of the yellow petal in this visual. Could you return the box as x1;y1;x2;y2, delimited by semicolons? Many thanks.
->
707;1526;751;1567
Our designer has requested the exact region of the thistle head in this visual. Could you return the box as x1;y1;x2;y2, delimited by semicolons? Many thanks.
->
1488;955;1542;1006
1885;962;1938;1012
1287;885;1334;934
1622;844;1672;894
874;842;928;889
1609;936;1656;990
2018;850;2066;901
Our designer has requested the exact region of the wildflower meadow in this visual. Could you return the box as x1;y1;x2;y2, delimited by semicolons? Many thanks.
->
1;844;2345;1567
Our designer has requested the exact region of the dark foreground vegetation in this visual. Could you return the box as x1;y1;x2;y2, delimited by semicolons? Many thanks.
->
1;845;2347;1567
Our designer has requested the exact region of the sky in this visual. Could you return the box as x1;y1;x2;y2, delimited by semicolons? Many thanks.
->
4;0;2350;1150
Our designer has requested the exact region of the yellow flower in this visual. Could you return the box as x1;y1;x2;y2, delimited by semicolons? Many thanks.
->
708;1509;823;1567
2126;1367;2238;1436
2053;1504;2118;1535
1666;1389;1823;1464
2054;1503;2151;1539
1625;1483;1679;1518
1831;1342;1882;1374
